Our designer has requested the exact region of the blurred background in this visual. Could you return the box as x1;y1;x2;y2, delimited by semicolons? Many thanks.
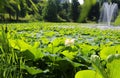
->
0;0;120;23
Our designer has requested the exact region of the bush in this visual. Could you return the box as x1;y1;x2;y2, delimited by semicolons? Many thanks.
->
114;14;120;26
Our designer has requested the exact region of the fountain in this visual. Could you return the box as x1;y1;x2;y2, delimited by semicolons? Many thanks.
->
99;2;118;26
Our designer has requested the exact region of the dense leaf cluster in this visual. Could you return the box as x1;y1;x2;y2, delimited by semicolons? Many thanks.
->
0;23;120;78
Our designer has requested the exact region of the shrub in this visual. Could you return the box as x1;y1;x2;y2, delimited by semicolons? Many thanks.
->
114;14;120;26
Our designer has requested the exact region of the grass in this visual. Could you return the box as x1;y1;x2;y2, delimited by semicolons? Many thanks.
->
0;26;22;78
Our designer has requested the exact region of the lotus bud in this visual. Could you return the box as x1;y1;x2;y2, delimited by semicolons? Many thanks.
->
90;55;100;63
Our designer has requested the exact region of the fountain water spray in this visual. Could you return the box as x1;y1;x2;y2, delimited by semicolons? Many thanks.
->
99;2;118;26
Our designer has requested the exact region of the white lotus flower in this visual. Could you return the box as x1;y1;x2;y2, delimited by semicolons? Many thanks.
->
65;39;75;46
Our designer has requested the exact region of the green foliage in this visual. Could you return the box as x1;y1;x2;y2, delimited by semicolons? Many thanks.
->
100;45;120;60
75;70;102;78
114;14;120;26
79;43;98;55
87;2;100;22
57;1;72;22
78;0;97;22
107;57;120;78
0;25;22;78
43;0;58;22
91;55;108;78
75;54;120;78
0;22;120;78
9;39;44;60
0;0;39;21
71;0;80;22
0;0;102;22
61;50;78;60
20;62;43;75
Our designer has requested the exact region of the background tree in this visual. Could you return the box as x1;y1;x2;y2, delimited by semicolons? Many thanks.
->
43;0;58;22
2;0;119;22
87;1;100;22
111;0;120;9
71;0;80;22
78;0;97;22
0;0;38;21
58;0;71;22
0;0;14;21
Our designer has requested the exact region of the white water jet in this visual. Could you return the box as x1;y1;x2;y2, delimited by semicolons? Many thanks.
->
99;2;118;26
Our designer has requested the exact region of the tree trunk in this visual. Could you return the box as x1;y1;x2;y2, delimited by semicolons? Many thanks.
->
16;12;19;21
9;13;11;20
2;15;5;22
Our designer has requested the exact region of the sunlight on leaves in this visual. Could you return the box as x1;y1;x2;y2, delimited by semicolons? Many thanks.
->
61;50;77;60
75;70;102;78
107;58;120;78
100;45;120;60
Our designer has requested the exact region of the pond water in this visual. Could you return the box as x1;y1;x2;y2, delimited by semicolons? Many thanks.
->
50;24;120;30
83;24;120;30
